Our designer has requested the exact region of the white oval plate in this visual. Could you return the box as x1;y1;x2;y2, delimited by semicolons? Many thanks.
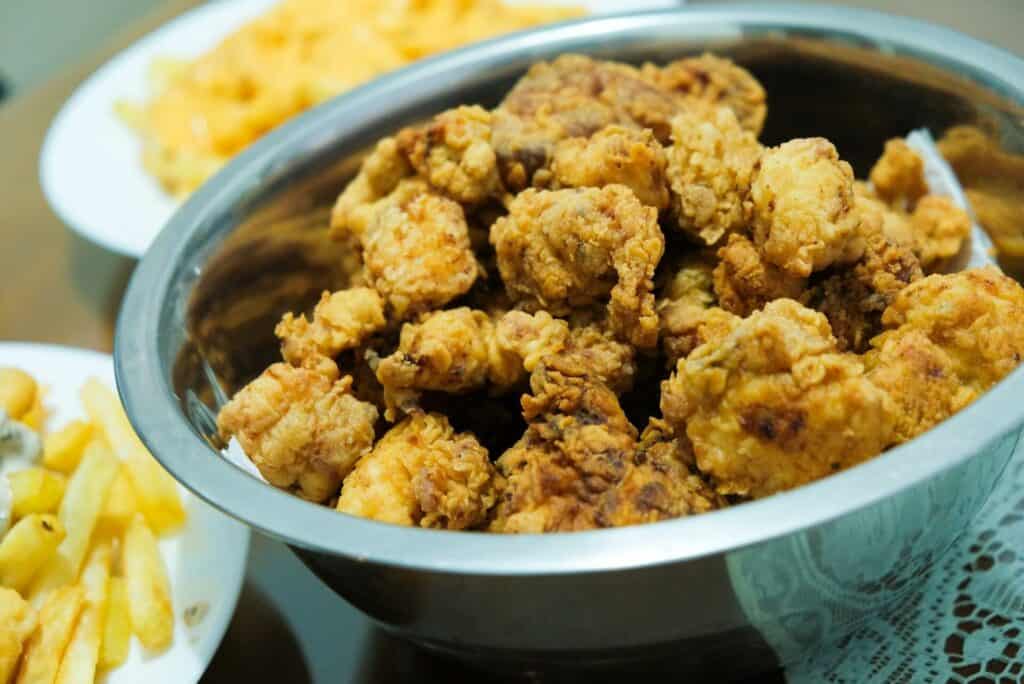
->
0;342;250;684
39;0;681;258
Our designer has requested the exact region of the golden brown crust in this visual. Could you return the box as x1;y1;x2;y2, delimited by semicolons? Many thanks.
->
641;53;768;136
868;138;929;209
551;125;670;209
666;107;761;245
275;287;386;367
491;185;664;348
330;137;412;240
217;360;379;503
713;233;806;317
908;195;972;270
396;105;503;204
337;413;498;530
751;138;863;277
661;299;896;498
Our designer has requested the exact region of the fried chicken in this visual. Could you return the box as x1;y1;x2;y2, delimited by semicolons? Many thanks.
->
0;587;36;684
330;137;413;239
395;105;503;205
374;307;525;419
656;250;731;364
751;138;863;277
275;287;386;367
491;185;664;348
864;267;1024;441
868;138;929;210
217;359;379;503
491;54;686;190
641;53;768;136
332;179;481;319
908;195;972;269
666;107;761;245
661;299;896;498
336;413;498;530
713;233;806;317
551;125;670;209
490;359;716;533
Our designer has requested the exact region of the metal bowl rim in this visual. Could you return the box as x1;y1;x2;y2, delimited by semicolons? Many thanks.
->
116;3;1024;575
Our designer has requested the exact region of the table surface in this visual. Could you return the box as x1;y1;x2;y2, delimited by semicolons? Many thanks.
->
1;1;1020;682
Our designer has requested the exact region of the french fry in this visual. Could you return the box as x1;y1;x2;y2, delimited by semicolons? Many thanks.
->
8;468;67;518
99;577;130;671
15;585;85;684
80;379;185;534
29;444;118;603
0;367;37;420
123;515;174;650
96;466;139;535
0;587;37;683
0;514;64;592
41;421;93;473
54;542;111;684
20;395;47;432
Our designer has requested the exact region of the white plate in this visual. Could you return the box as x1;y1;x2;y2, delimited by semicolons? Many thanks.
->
39;0;681;258
0;342;250;684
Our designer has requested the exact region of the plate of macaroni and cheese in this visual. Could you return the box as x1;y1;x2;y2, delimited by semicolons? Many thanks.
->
39;0;679;258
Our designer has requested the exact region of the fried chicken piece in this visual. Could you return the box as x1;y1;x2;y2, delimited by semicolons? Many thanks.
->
333;179;481;319
0;587;36;683
656;250;729;363
876;267;1024;391
490;360;715;533
713;233;806;316
854;183;916;250
491;54;685;190
494;309;571;372
751;138;863;277
868;138;929;210
374;307;525;419
661;299;896;498
641;53;768;136
395;105;502;204
666;107;761;245
491;185;664;348
217;359;379;503
337;413;498;530
864;331;974;443
551;125;670;209
864;268;1024;441
804;216;923;352
275;287;385;367
330;137;413;239
908;195;972;269
559;323;637;394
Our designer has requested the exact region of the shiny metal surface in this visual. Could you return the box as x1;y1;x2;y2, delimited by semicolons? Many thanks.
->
115;4;1024;670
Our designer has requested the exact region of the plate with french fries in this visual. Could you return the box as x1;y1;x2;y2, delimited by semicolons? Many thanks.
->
38;0;680;258
0;342;249;684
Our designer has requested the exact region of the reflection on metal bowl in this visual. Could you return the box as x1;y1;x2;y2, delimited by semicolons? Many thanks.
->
116;5;1024;676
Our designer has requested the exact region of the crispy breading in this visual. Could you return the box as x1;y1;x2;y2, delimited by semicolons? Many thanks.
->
551;125;670;209
491;54;686;190
660;299;896;498
666;107;761;245
868;138;929;209
374;308;524;419
876;267;1024;392
490;361;717;533
396;105;503;204
333;179;481;319
217;360;379;502
330;137;413;239
641;53;768;135
656;250;728;364
337;413;498;530
275;287;386;367
908;195;972;269
751;138;863;277
490;185;664;348
713;233;806;317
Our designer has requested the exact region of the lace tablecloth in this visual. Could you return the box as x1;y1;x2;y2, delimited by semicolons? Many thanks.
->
788;440;1024;683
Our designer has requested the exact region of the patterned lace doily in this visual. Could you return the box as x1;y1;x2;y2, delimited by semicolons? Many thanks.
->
788;440;1024;683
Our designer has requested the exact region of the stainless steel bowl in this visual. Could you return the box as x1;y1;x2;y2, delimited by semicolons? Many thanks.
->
116;4;1024;676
